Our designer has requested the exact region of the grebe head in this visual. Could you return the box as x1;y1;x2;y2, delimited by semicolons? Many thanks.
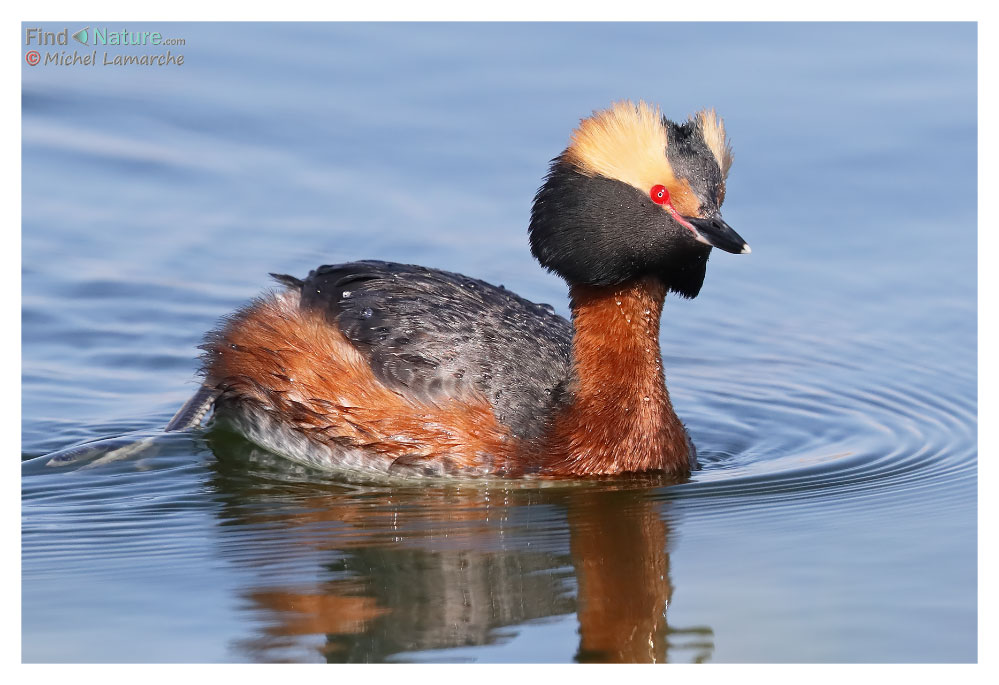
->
528;101;750;298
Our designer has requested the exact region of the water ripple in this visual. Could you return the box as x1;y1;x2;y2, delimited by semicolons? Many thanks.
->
664;319;976;519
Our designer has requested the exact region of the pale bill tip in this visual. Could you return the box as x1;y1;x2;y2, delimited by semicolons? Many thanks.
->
741;244;752;254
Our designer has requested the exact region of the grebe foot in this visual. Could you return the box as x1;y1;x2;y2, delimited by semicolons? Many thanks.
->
165;384;220;432
30;430;166;471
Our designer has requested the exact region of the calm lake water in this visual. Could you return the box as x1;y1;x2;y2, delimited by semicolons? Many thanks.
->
21;22;977;663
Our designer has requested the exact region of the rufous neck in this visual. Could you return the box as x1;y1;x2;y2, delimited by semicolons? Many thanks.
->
547;277;690;476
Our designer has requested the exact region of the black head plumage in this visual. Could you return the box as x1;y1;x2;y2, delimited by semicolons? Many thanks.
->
528;158;711;298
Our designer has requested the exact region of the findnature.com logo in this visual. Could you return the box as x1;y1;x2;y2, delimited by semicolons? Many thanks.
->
24;26;186;67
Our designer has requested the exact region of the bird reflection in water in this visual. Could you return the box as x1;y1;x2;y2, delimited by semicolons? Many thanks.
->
207;432;714;663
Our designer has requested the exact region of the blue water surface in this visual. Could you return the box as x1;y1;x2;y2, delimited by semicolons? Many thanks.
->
21;22;977;663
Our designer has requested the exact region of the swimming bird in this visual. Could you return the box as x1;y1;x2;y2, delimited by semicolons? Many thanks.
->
168;101;750;478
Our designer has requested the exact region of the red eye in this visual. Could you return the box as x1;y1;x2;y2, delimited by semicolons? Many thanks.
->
650;184;670;205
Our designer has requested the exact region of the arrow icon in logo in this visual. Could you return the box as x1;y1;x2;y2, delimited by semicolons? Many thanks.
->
72;27;89;45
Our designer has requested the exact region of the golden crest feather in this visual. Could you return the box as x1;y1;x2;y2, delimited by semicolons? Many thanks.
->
696;108;733;178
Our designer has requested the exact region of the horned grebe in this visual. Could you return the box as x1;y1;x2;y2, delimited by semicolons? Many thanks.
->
167;101;750;478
